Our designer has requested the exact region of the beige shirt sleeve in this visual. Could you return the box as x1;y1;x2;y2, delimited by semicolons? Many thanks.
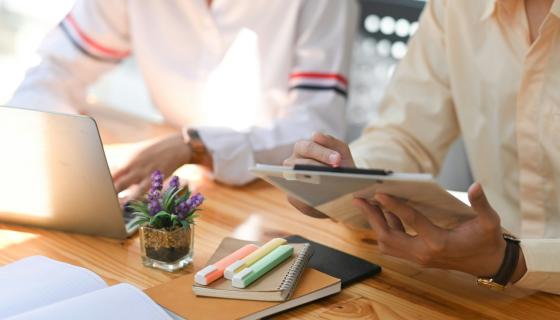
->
350;0;459;175
515;240;560;295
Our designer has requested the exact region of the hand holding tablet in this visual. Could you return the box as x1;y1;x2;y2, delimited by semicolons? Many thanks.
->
250;164;475;229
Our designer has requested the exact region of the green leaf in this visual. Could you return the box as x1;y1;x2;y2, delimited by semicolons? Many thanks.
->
162;187;183;212
185;208;201;219
149;211;172;229
160;189;172;210
170;214;181;228
127;201;150;216
185;214;198;225
132;210;151;220
174;190;192;207
129;217;149;229
180;220;189;230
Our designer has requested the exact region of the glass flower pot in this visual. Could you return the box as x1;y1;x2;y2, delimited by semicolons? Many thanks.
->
139;225;194;272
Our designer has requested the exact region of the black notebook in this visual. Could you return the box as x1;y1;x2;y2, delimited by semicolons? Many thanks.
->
286;235;381;287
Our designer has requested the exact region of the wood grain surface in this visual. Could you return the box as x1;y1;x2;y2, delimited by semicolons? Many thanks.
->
1;108;558;319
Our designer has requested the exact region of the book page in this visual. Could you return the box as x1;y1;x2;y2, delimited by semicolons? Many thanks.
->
5;284;172;320
0;256;107;318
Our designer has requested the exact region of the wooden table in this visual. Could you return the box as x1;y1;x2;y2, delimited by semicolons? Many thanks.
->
1;109;559;319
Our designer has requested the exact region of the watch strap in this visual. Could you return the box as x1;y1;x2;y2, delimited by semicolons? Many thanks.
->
477;234;520;289
491;234;520;286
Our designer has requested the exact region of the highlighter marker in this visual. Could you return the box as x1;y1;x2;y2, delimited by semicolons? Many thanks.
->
195;244;259;285
232;245;294;288
224;238;287;280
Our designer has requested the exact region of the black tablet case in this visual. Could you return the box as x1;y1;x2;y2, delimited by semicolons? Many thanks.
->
286;235;381;287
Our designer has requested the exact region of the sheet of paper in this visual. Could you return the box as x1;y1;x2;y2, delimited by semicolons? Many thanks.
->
0;256;107;318
5;283;172;320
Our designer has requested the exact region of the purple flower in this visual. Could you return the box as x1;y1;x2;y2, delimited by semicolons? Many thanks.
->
147;171;163;203
150;170;164;192
146;189;159;202
175;193;204;220
148;199;162;216
176;201;191;219
169;176;180;190
145;170;166;215
187;193;204;209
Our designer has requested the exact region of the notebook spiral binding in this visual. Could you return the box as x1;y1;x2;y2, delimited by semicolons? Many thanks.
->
277;243;312;295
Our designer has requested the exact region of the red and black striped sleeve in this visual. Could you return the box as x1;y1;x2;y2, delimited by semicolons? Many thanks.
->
59;0;131;63
288;72;349;98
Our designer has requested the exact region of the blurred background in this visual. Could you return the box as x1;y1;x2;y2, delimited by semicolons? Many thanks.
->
0;0;472;190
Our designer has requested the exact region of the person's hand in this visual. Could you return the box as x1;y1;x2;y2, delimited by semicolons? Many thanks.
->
283;132;356;168
284;132;355;218
113;133;191;199
354;182;527;281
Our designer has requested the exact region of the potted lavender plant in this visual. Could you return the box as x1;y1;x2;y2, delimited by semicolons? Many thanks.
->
128;170;204;272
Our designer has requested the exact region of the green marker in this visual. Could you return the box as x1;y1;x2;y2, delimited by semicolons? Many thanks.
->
231;245;293;288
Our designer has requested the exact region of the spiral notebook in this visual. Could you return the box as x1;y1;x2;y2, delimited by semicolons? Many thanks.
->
192;238;312;301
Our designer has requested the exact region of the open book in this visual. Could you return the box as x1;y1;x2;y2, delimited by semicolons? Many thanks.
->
0;256;173;320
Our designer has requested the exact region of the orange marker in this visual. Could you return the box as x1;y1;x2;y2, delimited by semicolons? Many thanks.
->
195;244;259;285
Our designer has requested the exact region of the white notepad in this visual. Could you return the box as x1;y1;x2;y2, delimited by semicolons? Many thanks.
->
0;256;172;320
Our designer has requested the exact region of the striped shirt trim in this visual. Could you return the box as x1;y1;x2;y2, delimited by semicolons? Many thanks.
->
61;14;130;62
289;85;348;98
289;72;348;87
288;72;348;98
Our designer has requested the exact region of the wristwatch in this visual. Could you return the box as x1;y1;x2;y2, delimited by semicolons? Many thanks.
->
476;234;521;290
182;128;209;165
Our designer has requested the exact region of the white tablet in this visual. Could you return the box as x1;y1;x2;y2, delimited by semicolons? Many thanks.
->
250;164;475;229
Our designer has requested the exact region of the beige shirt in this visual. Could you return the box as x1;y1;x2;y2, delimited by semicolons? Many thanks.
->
350;0;560;294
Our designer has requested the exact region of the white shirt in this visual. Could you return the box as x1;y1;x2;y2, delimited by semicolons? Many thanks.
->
9;0;359;185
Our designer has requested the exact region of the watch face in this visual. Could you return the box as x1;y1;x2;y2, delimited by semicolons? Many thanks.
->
476;278;505;291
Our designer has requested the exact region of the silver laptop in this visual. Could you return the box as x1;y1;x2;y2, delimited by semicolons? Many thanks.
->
0;106;139;239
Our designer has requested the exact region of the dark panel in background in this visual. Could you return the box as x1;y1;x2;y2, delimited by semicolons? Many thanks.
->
349;0;426;128
359;0;425;43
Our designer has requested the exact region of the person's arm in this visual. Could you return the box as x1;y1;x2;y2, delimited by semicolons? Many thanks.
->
349;0;459;175
8;0;130;113
192;0;359;185
349;0;560;295
284;0;560;295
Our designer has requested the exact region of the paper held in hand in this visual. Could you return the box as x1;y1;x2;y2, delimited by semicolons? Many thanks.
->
250;164;475;229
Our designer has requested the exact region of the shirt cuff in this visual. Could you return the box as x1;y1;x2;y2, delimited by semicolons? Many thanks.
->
195;126;256;186
514;239;560;295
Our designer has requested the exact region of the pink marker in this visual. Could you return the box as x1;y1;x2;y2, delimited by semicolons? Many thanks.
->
195;244;259;285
